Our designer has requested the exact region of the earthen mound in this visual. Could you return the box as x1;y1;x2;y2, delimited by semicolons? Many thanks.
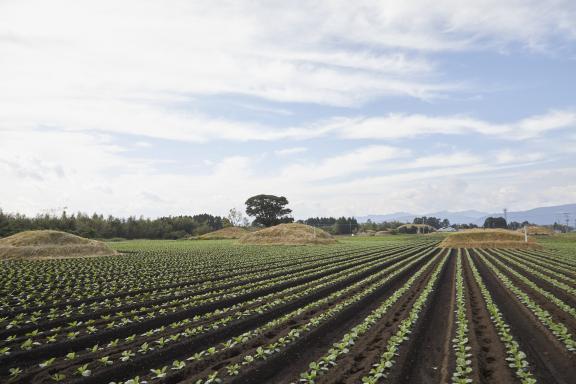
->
199;227;249;240
238;223;336;245
440;229;541;249
0;230;118;260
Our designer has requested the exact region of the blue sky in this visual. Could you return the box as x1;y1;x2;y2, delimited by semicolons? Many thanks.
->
1;0;575;219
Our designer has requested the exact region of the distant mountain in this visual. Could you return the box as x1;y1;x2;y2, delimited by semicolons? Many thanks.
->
356;212;416;224
426;210;488;225
356;211;486;224
487;204;576;226
356;204;576;226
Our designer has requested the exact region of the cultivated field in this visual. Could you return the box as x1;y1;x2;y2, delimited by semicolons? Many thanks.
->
0;236;574;383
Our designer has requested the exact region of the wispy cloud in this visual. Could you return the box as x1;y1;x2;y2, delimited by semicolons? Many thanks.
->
333;110;576;140
280;146;411;181
274;147;308;156
1;1;575;217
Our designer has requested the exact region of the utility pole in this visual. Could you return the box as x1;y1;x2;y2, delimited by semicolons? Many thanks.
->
503;208;508;224
524;225;528;243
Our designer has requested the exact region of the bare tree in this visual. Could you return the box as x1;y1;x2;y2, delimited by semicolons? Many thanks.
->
227;208;244;227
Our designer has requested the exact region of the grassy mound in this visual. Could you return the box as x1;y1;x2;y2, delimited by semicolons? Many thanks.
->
199;227;249;240
440;229;541;249
0;230;118;260
517;226;554;236
238;223;337;245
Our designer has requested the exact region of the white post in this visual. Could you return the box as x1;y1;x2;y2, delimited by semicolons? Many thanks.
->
524;225;528;243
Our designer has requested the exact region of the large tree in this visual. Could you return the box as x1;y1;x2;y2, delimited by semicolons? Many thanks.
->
483;216;507;229
245;194;293;227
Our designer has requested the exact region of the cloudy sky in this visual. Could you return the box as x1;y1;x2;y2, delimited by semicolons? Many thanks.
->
1;0;576;219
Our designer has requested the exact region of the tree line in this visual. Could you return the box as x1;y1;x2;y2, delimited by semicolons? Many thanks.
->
298;217;359;235
0;210;228;239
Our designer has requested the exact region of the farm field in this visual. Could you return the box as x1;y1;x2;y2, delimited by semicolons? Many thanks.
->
0;237;574;384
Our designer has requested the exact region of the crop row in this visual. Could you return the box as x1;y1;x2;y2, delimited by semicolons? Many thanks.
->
464;250;537;384
1;243;437;382
0;243;416;335
91;248;437;384
476;249;575;352
0;244;429;359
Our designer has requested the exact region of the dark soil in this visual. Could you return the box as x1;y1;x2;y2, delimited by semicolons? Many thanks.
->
385;248;455;384
191;251;440;384
1;246;417;373
487;250;576;309
471;250;576;384
313;249;448;384
462;252;518;384
22;250;434;384
485;250;576;332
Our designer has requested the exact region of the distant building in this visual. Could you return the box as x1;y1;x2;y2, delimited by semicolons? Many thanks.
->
438;227;457;232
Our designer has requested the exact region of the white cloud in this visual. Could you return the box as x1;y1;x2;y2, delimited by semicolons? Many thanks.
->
0;1;573;147
0;125;573;218
0;1;575;218
274;147;308;156
333;110;576;140
2;95;572;144
0;1;449;115
280;145;411;181
403;152;481;169
290;0;576;52
493;149;544;164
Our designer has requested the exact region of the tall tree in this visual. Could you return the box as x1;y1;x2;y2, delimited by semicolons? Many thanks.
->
483;216;507;229
245;194;293;227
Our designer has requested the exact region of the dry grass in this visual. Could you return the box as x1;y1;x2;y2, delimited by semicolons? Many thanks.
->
517;226;554;236
198;227;249;240
0;230;118;260
439;228;542;249
238;223;337;245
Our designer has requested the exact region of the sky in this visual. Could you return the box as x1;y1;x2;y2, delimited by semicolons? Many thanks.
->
1;0;576;219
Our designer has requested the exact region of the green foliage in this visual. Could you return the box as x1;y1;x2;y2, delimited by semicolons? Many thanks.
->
245;194;293;227
483;216;507;229
299;217;359;234
412;216;448;229
0;209;227;239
